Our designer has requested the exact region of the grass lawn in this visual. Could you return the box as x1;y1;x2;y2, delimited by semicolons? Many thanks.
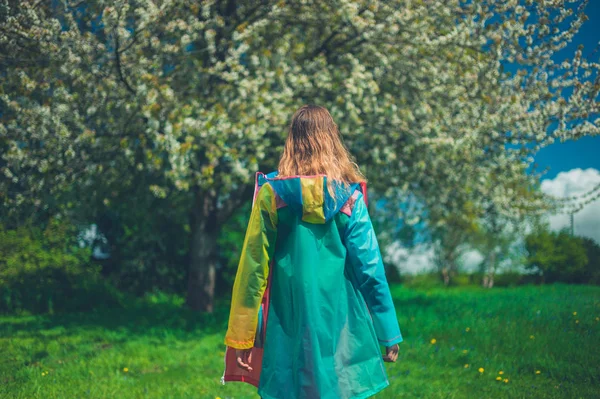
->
1;284;599;398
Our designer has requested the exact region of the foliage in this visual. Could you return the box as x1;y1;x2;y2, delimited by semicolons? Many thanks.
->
401;271;540;289
525;227;589;284
0;218;122;314
468;203;529;288
1;284;599;398
581;236;600;284
1;0;599;309
401;273;446;289
491;270;538;287
215;200;251;297
89;177;192;296
430;205;479;285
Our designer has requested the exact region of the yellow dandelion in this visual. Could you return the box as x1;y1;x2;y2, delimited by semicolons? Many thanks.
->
530;335;535;339
216;397;222;399
478;367;484;373
573;312;577;316
42;372;46;376
536;370;541;374
499;371;504;375
464;364;469;368
462;349;468;354
123;367;129;373
575;320;579;324
496;376;502;381
430;338;437;344
504;378;509;383
465;327;470;332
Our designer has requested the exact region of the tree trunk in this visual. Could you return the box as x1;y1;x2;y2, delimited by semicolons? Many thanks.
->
440;254;458;286
485;251;496;288
487;258;495;289
441;267;450;286
186;190;219;312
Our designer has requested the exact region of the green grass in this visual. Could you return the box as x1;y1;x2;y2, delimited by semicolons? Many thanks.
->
1;284;599;398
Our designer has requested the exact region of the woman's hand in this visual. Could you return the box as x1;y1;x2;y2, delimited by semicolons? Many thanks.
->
235;348;254;372
383;344;399;362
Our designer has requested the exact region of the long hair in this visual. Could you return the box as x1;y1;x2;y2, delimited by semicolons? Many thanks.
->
278;104;366;202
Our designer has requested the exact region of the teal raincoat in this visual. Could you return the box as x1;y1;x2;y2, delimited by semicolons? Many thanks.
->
222;171;402;399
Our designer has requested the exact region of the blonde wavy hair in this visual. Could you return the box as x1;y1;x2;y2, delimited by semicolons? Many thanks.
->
277;104;366;201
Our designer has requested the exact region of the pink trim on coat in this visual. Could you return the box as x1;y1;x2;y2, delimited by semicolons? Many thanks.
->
340;190;361;216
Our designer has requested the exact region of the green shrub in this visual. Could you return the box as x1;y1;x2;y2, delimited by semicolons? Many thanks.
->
581;237;600;285
450;273;472;287
525;228;589;284
0;218;122;314
402;273;445;289
493;271;525;287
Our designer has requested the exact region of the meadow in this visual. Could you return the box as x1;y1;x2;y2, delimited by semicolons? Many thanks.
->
1;284;599;399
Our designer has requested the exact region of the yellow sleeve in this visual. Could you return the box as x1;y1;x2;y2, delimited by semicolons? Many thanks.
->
224;183;278;349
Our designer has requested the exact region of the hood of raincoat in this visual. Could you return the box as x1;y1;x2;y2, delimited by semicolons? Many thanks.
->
256;171;367;224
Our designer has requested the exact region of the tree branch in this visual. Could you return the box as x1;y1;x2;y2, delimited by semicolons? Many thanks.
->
112;10;136;96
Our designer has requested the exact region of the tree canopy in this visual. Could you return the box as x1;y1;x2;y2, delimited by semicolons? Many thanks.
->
1;0;598;310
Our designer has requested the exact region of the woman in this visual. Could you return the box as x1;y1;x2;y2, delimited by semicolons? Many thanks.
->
222;104;402;399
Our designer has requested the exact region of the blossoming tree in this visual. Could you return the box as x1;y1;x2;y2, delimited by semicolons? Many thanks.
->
1;0;598;310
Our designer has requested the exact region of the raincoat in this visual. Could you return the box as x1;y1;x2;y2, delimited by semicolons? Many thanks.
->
221;171;402;399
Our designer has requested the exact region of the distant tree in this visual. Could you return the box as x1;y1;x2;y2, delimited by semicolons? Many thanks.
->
2;1;598;311
430;205;478;286
580;237;600;284
525;227;588;283
0;218;107;313
469;184;530;288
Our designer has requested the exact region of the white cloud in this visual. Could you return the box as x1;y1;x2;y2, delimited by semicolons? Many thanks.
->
541;168;600;244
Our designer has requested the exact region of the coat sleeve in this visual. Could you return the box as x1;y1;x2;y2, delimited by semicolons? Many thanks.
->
224;183;278;349
343;192;403;347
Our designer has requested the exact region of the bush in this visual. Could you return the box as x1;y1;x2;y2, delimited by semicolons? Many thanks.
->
525;228;594;284
492;271;525;287
0;218;123;314
450;273;473;287
581;237;600;285
402;273;445;289
402;271;542;289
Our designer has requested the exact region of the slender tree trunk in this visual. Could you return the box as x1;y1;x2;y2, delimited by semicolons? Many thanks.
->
186;190;219;312
486;251;496;288
441;267;450;286
440;250;457;287
483;252;496;288
442;247;459;286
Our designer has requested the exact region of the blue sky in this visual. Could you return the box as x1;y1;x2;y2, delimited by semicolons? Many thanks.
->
532;1;600;181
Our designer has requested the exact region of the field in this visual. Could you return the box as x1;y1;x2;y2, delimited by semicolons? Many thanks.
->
1;284;599;399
